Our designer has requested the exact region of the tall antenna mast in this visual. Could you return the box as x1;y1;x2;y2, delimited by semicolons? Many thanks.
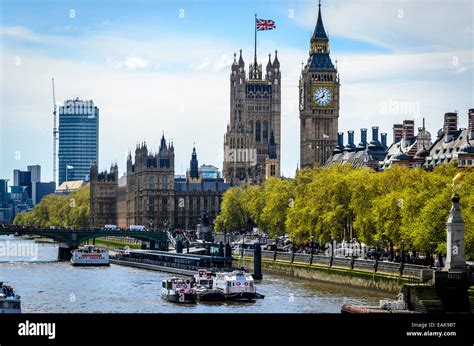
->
52;78;58;185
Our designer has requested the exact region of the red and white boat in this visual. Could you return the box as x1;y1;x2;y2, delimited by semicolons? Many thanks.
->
70;245;110;266
213;270;259;301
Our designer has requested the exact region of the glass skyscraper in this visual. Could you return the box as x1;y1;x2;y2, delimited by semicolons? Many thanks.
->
58;98;99;184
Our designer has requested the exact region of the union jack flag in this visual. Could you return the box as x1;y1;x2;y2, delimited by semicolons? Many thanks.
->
256;18;276;31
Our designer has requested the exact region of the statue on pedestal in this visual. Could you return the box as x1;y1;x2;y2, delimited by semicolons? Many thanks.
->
445;173;466;272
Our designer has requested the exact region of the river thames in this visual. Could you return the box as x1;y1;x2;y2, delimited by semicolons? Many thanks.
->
0;235;386;313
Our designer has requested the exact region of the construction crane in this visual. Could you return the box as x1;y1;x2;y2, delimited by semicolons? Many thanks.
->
52;78;58;185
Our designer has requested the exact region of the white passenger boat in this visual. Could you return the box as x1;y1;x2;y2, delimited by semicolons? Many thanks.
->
192;269;225;302
70;245;110;266
162;278;197;304
0;282;21;314
213;270;260;301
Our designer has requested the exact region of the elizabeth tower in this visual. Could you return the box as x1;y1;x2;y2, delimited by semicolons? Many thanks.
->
299;2;340;167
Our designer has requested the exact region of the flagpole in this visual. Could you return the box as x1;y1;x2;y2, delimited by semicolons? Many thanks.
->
254;13;257;73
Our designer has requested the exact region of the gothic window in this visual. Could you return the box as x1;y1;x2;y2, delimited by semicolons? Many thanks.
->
255;121;261;142
270;165;276;176
149;197;155;213
162;175;168;189
162;197;167;211
262;121;268;141
149;176;154;190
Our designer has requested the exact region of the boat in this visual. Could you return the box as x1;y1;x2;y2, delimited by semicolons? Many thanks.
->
161;277;197;303
192;269;225;302
213;270;261;301
70;245;110;266
0;282;21;314
341;293;414;314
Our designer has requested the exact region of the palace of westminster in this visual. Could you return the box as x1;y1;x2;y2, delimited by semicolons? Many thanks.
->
90;3;474;229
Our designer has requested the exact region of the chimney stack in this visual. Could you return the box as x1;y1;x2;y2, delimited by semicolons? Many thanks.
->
468;109;474;140
380;133;387;149
393;124;403;143
369;126;381;147
334;132;344;153
345;130;356;151
357;128;367;149
402;120;415;141
443;112;458;141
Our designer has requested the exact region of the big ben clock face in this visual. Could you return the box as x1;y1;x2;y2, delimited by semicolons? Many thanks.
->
313;87;333;106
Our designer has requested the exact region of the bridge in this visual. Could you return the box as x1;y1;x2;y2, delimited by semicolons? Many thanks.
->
0;226;169;260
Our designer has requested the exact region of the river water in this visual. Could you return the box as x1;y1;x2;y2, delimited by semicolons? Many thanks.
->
0;235;386;313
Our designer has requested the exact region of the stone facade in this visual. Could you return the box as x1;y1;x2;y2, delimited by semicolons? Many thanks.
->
90;163;118;228
425;109;474;169
90;136;235;229
381;119;432;170
299;3;340;167
222;47;281;183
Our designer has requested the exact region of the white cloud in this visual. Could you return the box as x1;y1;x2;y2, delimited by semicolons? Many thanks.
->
294;0;473;52
1;0;473;182
0;26;56;43
121;56;149;70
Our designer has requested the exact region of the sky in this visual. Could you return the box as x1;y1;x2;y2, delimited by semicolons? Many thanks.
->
1;0;473;183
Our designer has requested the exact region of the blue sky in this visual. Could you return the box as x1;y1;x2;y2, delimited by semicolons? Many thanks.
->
1;0;473;183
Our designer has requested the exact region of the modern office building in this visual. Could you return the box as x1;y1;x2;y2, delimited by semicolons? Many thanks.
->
32;182;56;204
27;165;41;183
12;165;56;206
58;98;99;185
0;179;12;223
13;169;32;199
9;185;32;219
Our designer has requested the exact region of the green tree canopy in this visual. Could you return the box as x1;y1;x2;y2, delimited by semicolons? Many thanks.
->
13;186;90;228
215;164;474;259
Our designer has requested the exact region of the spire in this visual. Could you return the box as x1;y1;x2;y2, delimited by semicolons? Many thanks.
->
312;0;328;41
238;49;244;66
190;145;199;179
273;50;280;68
266;53;272;70
160;133;166;152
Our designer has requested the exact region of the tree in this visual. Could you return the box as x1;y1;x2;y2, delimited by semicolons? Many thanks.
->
214;164;474;258
213;187;249;233
13;186;90;228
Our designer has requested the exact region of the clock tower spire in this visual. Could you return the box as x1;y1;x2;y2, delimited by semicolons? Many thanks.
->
299;0;340;167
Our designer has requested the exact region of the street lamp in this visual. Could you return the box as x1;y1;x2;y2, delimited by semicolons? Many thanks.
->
401;239;405;264
329;235;334;267
330;236;334;257
428;241;436;266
